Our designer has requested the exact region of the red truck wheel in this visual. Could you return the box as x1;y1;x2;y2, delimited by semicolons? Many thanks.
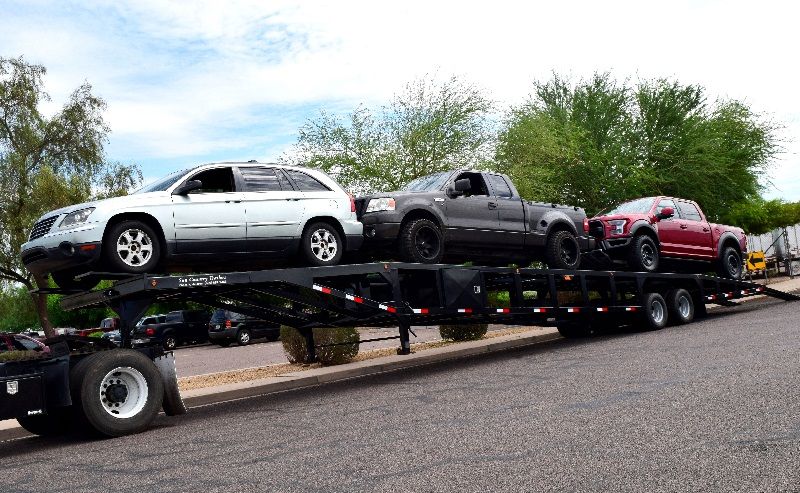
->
628;235;659;273
717;246;742;279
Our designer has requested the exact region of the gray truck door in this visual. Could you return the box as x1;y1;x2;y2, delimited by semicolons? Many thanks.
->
444;172;500;245
486;173;525;248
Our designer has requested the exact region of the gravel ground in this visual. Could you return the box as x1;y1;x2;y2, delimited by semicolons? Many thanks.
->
2;298;798;492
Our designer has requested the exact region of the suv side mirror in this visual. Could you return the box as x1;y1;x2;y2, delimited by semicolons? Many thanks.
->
173;179;203;195
656;206;674;221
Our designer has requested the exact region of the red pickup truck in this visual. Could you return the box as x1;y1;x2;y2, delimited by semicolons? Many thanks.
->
588;196;746;279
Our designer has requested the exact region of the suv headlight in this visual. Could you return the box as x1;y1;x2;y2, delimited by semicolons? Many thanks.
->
59;207;95;229
607;219;627;236
365;198;396;213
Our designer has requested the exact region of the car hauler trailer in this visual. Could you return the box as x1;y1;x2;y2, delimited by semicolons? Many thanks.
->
2;263;797;438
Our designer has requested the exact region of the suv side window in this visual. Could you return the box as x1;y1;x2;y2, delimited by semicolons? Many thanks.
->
656;199;677;219
487;174;513;198
240;167;284;192
187;167;236;193
285;170;331;191
677;201;703;221
166;312;183;323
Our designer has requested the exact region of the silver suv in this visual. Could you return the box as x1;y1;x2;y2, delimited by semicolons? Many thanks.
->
21;162;363;289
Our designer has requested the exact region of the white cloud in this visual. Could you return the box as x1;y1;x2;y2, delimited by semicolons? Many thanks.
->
2;0;799;197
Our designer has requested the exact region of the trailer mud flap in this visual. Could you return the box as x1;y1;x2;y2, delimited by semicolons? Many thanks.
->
154;352;186;416
0;374;46;420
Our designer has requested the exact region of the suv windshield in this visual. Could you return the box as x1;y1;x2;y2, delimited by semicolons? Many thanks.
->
402;172;451;192
133;169;187;194
603;197;656;215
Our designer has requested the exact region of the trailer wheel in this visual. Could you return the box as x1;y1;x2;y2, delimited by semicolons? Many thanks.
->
16;407;73;437
71;350;164;437
666;289;694;325
153;353;187;416
628;235;659;273
545;230;581;270
642;292;668;331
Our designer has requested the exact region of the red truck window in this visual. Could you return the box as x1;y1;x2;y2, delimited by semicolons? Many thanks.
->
677;201;702;221
657;199;677;218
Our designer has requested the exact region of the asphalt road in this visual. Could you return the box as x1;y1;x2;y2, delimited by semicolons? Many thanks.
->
2;298;799;492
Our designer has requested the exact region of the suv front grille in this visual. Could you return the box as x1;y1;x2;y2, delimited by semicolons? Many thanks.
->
29;215;59;241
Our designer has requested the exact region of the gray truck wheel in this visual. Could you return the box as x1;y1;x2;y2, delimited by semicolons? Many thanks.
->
628;235;659;273
545;230;581;270
70;349;164;437
399;218;444;264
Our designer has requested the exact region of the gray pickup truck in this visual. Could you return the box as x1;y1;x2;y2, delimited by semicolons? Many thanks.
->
356;170;594;268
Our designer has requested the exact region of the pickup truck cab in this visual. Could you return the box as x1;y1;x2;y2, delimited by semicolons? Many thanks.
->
589;196;747;278
357;170;594;269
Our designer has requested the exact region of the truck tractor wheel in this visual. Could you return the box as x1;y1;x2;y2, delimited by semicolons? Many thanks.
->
236;328;251;346
641;292;668;331
399;218;444;264
104;220;161;274
162;334;177;351
666;288;694;325
544;230;581;270
51;271;98;291
70;349;164;437
717;246;743;279
16;406;74;437
628;235;659;273
301;222;343;266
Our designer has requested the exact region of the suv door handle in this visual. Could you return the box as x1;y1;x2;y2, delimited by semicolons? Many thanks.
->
488;202;497;210
225;200;242;203
702;227;710;232
286;198;300;201
680;224;688;229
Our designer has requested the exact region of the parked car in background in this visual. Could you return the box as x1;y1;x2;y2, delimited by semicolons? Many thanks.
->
589;196;747;278
101;330;122;347
137;314;166;327
20;162;364;290
76;317;119;337
357;170;593;268
208;309;280;347
131;309;210;350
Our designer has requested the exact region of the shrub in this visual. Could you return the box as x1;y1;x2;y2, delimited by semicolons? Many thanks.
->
88;330;104;338
439;323;489;341
280;326;360;365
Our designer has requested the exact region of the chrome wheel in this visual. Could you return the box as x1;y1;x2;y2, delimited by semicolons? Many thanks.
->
651;299;665;325
99;366;149;419
678;295;691;318
310;228;338;262
116;228;154;267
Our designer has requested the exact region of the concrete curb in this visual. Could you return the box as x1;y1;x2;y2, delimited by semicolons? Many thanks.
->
0;328;561;442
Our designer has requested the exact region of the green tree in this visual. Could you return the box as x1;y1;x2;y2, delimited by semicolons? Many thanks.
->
496;73;779;222
284;75;494;193
0;56;141;336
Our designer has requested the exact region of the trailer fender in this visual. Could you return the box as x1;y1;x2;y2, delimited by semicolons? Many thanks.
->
154;352;186;416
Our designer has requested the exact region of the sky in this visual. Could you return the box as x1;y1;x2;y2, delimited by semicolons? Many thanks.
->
1;0;799;199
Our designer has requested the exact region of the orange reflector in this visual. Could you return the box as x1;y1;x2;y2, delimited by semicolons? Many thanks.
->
79;244;97;251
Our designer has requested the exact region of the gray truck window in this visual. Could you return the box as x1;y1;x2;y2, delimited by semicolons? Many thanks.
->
240;167;283;192
286;170;330;191
488;174;513;198
678;201;703;221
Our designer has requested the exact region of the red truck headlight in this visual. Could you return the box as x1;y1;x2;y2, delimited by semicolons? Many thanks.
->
607;219;627;236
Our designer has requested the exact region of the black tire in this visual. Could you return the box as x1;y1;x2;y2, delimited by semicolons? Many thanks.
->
51;271;98;291
666;288;694;325
16;407;73;437
153;353;186;417
301;222;343;266
162;333;177;351
104;220;161;274
70;349;164;437
217;340;232;347
236;329;251;346
628;235;659;273
717;246;743;279
641;292;668;331
544;230;581;270
398;218;444;264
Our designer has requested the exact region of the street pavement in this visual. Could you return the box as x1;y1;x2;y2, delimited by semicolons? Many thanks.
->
2;297;798;492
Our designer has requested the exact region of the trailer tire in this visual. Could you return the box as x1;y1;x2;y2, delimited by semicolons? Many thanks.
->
153;353;186;416
16;407;73;437
666;288;694;325
642;292;668;331
70;350;164;437
544;230;581;270
628;235;659;273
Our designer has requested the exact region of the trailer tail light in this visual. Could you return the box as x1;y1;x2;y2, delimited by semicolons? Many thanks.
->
145;327;155;336
225;319;232;328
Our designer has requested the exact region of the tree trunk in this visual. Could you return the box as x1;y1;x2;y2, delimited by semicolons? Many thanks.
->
31;273;55;338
